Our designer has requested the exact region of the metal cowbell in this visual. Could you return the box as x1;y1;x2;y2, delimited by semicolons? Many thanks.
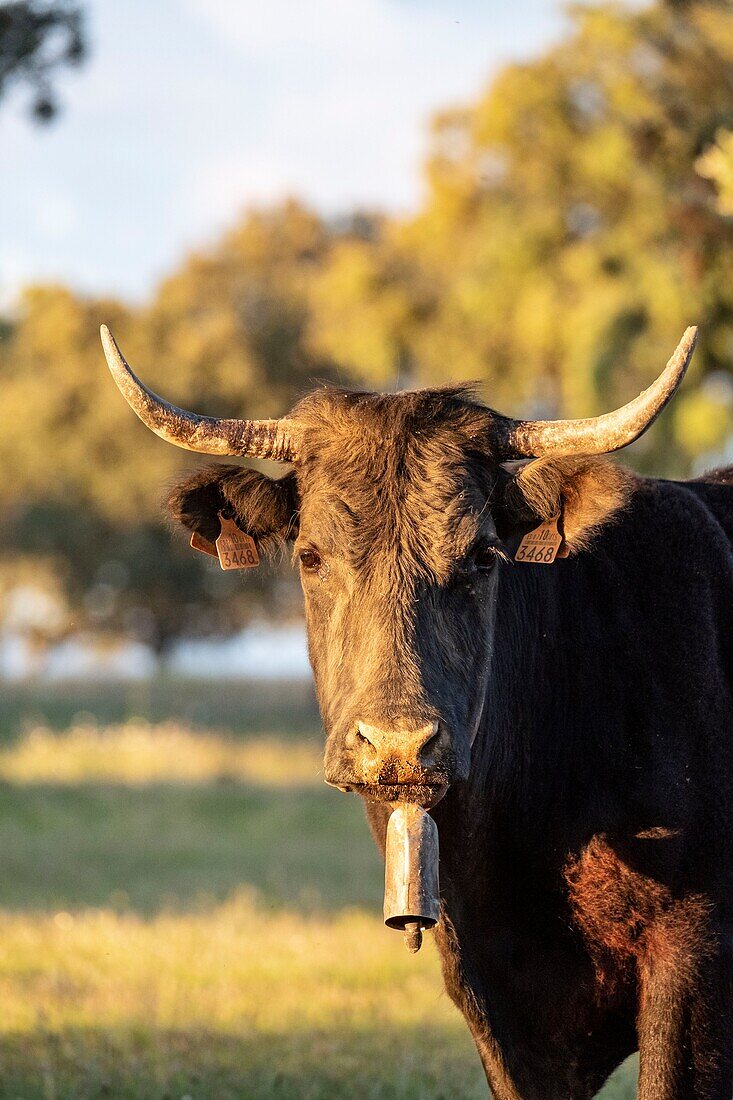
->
383;804;440;953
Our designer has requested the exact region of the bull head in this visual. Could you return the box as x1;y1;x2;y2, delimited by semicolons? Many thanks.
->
101;325;698;805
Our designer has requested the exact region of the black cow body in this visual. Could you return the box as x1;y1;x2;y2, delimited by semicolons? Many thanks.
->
102;315;726;1100
367;469;733;1099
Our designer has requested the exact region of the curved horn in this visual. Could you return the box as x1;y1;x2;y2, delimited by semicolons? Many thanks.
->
493;327;698;459
100;325;300;462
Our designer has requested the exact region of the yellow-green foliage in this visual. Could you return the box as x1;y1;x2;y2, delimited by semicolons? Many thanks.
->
4;2;733;642
698;127;733;214
309;0;733;477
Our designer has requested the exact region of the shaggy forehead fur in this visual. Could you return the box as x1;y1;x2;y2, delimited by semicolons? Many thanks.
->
290;386;500;580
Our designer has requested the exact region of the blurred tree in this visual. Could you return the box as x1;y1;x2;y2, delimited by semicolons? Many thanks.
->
0;204;340;649
7;1;733;649
697;127;733;213
309;0;733;474
0;1;85;121
306;213;432;389
145;201;338;416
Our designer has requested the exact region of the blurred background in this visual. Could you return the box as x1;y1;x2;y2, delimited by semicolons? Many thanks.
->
2;0;733;1095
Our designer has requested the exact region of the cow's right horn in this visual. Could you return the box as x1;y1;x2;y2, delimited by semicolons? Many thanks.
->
492;327;698;459
100;325;301;462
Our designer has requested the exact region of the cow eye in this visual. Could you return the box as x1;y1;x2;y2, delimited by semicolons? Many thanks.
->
472;543;501;572
299;549;322;573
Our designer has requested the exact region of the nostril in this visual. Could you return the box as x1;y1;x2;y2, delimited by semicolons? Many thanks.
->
356;721;379;749
422;727;441;751
354;723;377;752
418;723;443;764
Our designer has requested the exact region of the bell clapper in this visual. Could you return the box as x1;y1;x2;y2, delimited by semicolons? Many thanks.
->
403;920;423;954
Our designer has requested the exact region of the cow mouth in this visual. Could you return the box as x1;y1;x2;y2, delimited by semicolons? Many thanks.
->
327;779;449;808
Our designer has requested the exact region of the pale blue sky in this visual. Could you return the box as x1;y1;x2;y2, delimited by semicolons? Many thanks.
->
1;0;571;308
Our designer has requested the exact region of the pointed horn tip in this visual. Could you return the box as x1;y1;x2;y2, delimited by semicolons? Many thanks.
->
667;325;699;378
100;323;122;370
681;324;699;352
100;326;137;394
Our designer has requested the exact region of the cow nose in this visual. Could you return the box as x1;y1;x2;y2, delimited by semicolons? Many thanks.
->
355;719;442;768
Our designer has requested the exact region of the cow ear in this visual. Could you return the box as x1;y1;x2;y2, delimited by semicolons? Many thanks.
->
497;457;633;555
166;464;299;557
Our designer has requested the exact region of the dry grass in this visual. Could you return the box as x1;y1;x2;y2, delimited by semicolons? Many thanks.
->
0;722;323;787
0;894;486;1099
0;684;638;1098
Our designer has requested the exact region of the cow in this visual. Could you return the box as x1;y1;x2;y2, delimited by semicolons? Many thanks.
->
101;323;733;1100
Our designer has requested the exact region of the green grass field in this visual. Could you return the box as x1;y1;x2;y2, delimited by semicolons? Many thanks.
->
0;679;638;1099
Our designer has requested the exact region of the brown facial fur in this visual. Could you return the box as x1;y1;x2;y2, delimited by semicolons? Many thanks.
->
290;388;504;790
292;386;500;580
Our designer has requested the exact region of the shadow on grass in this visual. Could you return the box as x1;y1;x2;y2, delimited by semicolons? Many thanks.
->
0;780;382;915
0;1027;639;1099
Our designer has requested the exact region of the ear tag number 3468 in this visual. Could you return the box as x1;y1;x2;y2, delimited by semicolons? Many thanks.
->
215;512;260;571
515;513;567;564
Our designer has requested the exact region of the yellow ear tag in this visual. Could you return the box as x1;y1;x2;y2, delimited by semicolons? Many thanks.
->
515;513;565;564
215;512;260;571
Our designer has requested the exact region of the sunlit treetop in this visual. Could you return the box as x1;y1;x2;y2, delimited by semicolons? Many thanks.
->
310;0;733;474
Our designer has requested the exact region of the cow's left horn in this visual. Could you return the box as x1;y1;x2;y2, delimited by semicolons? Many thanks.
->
100;326;301;462
492;327;698;459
